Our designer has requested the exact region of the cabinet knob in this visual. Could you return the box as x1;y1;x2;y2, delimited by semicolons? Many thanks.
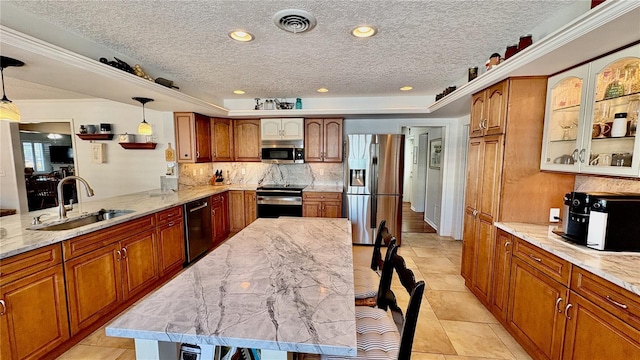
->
555;297;563;313
122;248;127;259
0;299;5;315
116;250;122;261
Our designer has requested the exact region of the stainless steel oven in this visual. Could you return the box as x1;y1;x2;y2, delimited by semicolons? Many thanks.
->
256;185;305;218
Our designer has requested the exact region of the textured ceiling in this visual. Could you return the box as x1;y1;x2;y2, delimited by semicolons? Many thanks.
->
3;0;578;100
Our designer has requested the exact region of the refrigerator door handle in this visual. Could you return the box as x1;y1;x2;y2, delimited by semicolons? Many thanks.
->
370;141;379;229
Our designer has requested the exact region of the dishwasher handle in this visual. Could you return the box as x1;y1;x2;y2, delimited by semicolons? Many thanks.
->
188;202;209;213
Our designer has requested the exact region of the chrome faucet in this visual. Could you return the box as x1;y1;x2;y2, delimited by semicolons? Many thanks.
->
58;176;95;219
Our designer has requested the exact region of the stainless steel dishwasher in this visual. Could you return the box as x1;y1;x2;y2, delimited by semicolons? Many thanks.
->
184;198;212;264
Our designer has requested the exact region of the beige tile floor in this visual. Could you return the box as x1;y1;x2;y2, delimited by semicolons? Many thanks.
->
57;232;531;360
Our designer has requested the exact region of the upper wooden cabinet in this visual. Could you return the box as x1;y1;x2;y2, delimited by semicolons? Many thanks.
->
469;81;509;138
211;118;234;162
304;118;343;162
541;44;640;177
261;118;304;141
234;119;261;161
174;112;213;163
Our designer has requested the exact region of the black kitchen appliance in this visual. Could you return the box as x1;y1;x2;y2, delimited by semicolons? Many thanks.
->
557;191;640;246
183;198;212;264
587;198;640;251
260;140;304;164
256;185;305;218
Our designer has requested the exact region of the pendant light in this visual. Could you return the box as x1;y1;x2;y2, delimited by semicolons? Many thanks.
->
133;97;154;135
0;56;25;122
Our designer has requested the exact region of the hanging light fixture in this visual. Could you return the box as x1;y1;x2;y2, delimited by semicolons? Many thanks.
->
132;97;154;135
0;56;25;122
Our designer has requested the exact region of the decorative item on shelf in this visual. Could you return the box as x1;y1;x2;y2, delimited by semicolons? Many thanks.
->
295;98;302;109
225;170;231;185
79;125;87;134
275;98;294;109
165;143;176;175
133;64;153;81
155;77;179;89
435;86;457;101
627;99;639;136
0;56;25;122
518;34;533;52
99;123;112;134
133;96;154;135
119;133;135;143
504;44;518;60
485;53;502;71
468;67;478;82
611;112;628;137
604;79;625;99
86;124;97;134
99;57;135;74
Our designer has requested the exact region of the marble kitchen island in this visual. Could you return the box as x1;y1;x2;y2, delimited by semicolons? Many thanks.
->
106;217;357;360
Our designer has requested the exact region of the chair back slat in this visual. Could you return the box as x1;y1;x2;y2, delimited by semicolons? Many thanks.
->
375;238;397;310
370;220;387;271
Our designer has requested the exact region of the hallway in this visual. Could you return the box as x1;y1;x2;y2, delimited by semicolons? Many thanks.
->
402;202;436;233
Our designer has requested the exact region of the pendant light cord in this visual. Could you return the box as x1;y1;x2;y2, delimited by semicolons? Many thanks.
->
0;67;9;101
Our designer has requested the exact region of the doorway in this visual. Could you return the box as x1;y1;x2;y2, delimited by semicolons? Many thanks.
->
18;121;77;211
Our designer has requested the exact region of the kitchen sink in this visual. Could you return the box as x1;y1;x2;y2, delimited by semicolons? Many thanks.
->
28;209;135;231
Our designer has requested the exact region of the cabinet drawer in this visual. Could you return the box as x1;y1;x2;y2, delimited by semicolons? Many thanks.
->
571;267;640;330
512;237;571;286
303;192;342;201
63;215;156;260
156;206;183;225
211;193;226;204
0;244;62;286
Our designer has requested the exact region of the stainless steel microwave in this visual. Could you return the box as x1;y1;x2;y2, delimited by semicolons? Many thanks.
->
261;140;304;164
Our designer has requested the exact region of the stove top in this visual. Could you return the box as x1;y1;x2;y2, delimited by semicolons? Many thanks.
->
257;184;307;191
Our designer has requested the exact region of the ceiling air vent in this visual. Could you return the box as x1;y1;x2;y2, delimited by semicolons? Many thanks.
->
273;9;317;34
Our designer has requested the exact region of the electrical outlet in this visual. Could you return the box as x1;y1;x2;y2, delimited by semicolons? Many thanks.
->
241;168;246;175
199;168;204;175
319;169;324;176
192;169;197;176
549;208;560;222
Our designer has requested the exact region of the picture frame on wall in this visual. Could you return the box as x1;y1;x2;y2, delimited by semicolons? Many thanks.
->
429;138;442;170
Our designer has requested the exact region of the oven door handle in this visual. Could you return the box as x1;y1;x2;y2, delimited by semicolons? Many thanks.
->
257;196;302;205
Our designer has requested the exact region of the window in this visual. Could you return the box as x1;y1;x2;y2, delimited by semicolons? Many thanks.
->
22;142;48;172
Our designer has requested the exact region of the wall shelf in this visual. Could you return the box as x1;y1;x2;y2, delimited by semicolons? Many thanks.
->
119;142;157;149
76;133;114;141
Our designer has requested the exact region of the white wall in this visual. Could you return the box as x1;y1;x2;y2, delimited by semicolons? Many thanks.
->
11;99;174;203
424;128;443;229
0;121;27;212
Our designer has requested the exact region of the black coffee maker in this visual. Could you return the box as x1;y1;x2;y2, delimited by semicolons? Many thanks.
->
560;192;640;244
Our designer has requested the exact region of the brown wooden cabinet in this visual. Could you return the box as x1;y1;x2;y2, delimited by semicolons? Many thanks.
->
562;291;640;359
156;206;185;277
461;77;575;306
0;245;69;360
469;81;508;138
304;118;343;162
174;112;212;163
302;192;342;218
63;215;158;335
211;118;234;161
229;190;256;232
211;192;230;246
234;119;261;161
489;229;513;323
507;255;569;360
244;190;257;226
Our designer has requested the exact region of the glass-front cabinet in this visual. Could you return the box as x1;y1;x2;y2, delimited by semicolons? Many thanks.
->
541;44;640;177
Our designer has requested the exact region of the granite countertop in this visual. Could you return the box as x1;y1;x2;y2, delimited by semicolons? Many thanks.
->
106;217;356;356
496;222;640;297
302;184;344;193
0;185;256;260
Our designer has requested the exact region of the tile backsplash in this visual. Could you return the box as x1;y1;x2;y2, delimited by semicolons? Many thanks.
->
179;162;344;187
574;175;640;193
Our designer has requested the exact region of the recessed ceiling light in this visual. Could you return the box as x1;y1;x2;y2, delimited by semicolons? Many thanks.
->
351;25;377;38
233;90;246;95
229;30;254;42
400;86;413;91
317;88;329;93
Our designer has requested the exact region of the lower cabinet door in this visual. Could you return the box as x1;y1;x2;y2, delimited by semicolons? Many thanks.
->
471;218;495;305
157;219;185;277
563;291;640;359
120;229;159;300
65;244;123;335
490;229;513;323
507;256;568;360
302;201;322;217
0;266;69;360
323;201;342;218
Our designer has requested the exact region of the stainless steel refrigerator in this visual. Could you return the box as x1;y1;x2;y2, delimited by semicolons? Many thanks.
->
345;134;404;245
